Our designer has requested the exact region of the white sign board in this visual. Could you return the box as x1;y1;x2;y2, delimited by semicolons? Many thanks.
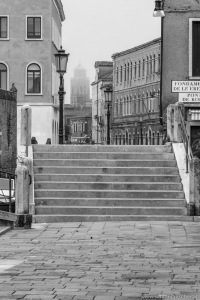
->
179;93;200;103
172;81;200;93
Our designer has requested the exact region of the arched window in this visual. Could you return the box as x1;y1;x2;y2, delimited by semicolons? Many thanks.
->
0;63;7;90
27;63;41;93
123;97;126;115
134;94;137;114
124;64;126;81
115;99;118;116
116;67;119;83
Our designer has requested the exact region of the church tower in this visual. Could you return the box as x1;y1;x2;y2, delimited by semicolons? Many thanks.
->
70;64;90;107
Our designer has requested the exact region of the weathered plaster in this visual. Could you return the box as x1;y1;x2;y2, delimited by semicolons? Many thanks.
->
172;143;189;203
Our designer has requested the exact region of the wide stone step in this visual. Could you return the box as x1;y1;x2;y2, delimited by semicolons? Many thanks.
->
35;206;187;216
34;174;181;183
33;159;177;168
34;215;194;222
33;152;175;160
34;181;183;191
33;144;172;153
35;198;186;207
35;190;185;199
33;166;179;175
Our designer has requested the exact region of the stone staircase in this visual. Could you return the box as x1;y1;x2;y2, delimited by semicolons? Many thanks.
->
33;144;192;222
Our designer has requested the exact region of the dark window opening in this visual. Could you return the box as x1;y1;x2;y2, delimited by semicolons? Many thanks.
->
27;17;41;39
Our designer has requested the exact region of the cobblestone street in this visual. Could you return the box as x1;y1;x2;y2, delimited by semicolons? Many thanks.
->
0;222;200;300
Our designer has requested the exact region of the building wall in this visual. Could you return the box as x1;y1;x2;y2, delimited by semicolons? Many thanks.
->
0;0;64;144
112;39;162;145
0;90;17;174
162;0;200;111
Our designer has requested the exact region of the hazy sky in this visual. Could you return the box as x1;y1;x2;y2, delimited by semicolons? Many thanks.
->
61;0;161;102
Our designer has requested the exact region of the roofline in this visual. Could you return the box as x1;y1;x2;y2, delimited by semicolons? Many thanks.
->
54;0;65;22
94;61;113;68
112;38;161;59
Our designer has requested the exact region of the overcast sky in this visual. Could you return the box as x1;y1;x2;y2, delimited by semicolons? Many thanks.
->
62;0;161;103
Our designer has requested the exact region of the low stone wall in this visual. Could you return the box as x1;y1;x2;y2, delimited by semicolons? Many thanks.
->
0;89;17;174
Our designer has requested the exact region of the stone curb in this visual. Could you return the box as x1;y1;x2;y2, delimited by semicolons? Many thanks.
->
0;227;11;237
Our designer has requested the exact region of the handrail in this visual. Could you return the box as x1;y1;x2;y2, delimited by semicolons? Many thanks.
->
178;106;193;173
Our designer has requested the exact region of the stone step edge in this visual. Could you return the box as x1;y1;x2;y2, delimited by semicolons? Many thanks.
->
35;205;186;209
34;174;180;177
34;181;182;185
33;166;178;169
34;189;184;192
34;197;186;201
33;215;195;222
33;159;176;162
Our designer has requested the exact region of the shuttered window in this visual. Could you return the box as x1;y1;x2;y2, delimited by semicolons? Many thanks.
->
192;21;200;76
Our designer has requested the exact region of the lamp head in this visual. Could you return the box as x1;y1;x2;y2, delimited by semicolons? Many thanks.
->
153;0;165;17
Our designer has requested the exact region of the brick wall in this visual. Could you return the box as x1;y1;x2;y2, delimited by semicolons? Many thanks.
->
0;89;17;174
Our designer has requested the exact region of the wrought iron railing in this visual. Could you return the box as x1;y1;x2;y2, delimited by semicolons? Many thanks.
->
0;170;15;213
178;106;193;173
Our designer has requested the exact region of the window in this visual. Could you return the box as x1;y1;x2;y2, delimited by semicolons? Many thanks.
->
158;54;161;73
142;59;145;77
150;55;152;74
134;62;137;78
138;60;141;78
124;64;126;81
147;56;149;75
116;67;119;83
0;17;8;39
27;17;41;39
130;62;133;79
190;19;200;77
127;63;129;81
0;63;7;90
27;63;41;94
120;66;123;82
153;54;156;73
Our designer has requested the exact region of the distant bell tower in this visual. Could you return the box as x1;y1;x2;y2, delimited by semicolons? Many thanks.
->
70;64;90;107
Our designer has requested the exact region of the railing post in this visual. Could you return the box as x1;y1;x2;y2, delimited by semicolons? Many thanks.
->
21;105;32;156
15;156;32;228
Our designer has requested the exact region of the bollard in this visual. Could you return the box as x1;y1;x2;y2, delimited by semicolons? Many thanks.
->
15;156;32;228
21;105;32;157
167;104;175;142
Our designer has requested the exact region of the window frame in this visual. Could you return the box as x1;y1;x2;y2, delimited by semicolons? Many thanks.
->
26;15;43;40
0;62;9;90
26;62;42;95
189;18;200;79
0;16;9;40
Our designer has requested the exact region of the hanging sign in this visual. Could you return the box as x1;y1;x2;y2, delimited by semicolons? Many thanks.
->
172;81;200;93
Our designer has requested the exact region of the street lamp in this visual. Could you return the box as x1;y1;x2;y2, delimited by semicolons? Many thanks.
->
104;86;113;145
54;46;70;144
153;0;165;126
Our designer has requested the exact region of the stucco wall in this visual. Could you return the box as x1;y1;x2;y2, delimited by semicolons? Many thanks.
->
162;0;200;110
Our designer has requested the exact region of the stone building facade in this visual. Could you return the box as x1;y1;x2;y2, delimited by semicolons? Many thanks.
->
111;38;162;145
64;104;92;143
0;88;17;174
70;64;91;108
0;0;65;145
91;61;113;144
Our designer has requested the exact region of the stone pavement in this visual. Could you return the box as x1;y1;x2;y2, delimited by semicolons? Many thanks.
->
0;222;200;300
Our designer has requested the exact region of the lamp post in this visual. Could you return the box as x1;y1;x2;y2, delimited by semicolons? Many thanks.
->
153;0;165;126
104;86;113;145
54;47;69;144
